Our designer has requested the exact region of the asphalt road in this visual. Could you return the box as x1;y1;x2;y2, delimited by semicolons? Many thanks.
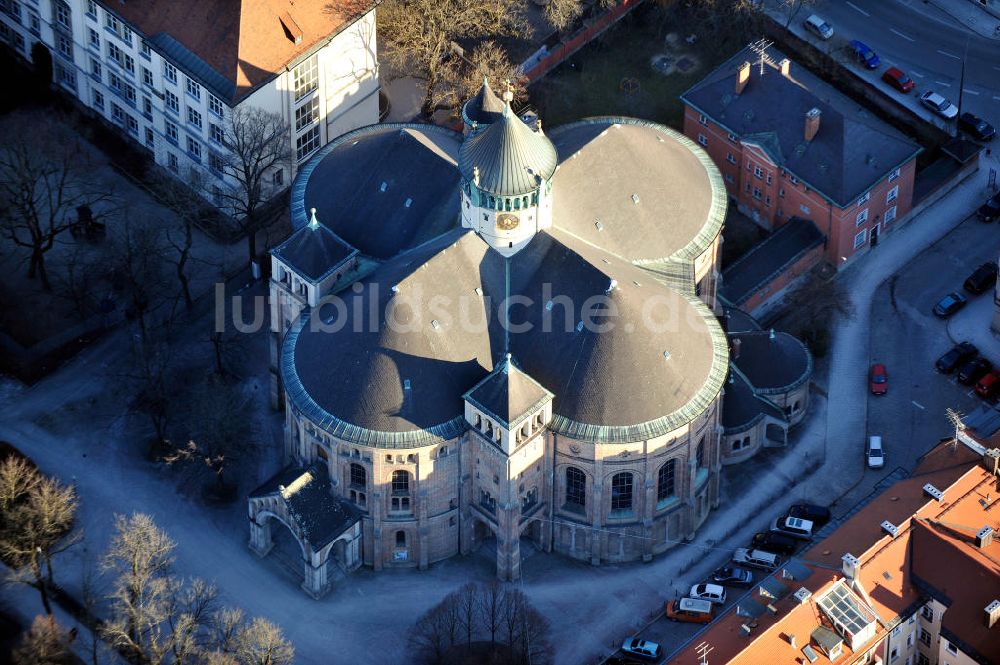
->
779;0;1000;132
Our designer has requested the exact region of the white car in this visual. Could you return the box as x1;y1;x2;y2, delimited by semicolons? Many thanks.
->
689;583;727;605
919;91;959;120
867;435;885;469
804;14;834;40
769;516;815;540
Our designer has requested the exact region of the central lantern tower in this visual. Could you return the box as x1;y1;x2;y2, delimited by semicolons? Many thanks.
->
457;85;559;257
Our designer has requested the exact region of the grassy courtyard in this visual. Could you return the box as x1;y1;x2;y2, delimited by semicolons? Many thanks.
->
531;3;762;130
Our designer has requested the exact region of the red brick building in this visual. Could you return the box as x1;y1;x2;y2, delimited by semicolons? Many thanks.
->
681;47;922;267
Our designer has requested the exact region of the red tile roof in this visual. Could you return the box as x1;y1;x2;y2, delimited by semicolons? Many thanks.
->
109;0;373;103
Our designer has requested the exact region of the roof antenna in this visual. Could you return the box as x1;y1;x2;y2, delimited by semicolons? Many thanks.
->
696;641;713;665
946;408;965;450
748;37;776;76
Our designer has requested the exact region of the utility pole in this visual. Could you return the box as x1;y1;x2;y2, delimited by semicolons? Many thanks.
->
956;35;970;135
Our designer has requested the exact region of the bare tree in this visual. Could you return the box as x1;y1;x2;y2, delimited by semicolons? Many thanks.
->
455;582;478;646
0;113;112;290
109;215;171;345
52;246;104;321
0;458;78;615
215;107;291;266
781;0;818;28
377;0;530;117
0;455;40;514
12;615;74;665
232;617;295;665
435;41;529;113
129;339;175;451
479;580;504;646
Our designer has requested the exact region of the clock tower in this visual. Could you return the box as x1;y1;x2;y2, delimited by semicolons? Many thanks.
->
457;86;558;257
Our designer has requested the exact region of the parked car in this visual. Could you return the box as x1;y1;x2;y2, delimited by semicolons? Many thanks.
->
848;40;880;68
976;371;1000;400
621;638;662;662
867;435;885;469
964;262;998;294
804;14;834;40
958;358;992;385
978;194;1000;222
732;548;780;570
712;566;754;586
605;657;645;665
919;91;959;119
870;363;888;395
664;598;714;624
881;67;915;93
788;503;832;525
769;516;814;540
933;292;967;318
936;342;978;373
958;112;996;141
752;531;798;555
689;583;727;605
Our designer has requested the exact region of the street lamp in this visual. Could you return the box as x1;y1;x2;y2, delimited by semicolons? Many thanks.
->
956;35;971;136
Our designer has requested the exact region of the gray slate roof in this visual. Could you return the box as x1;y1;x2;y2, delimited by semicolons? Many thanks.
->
681;45;921;207
295;123;464;260
271;218;357;282
464;354;553;428
249;466;361;549
462;77;506;127
721;307;762;334
458;105;558;196
730;331;811;393
721;368;786;431
721;218;824;306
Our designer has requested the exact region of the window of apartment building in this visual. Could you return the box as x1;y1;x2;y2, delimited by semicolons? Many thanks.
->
921;606;934;622
698;114;708;126
856;208;869;227
754;166;763;179
857;191;870;206
209;123;224;144
724;174;734;184
187;107;202;129
888;167;900;182
854;229;866;249
89;57;101;81
944;641;957;655
293;56;318;101
167;152;178;173
27;9;38;35
54;63;75;91
799;204;810;215
697;133;708;147
752;187;762;200
296;126;320;161
108;71;122;91
141;67;153;87
726;152;736;164
728;132;737;142
890;646;898;662
140;39;151;59
54;1;71;29
86;0;97;19
125;114;138;136
92;89;104;112
916;656;929;665
208;94;224;118
778;188;785;198
885;205;897;224
764;195;771;206
610;472;633;511
121;81;136;105
886;185;899;204
105;13;131;45
766;173;773;185
657;460;676;503
144;127;154;149
164;119;178;144
186;136;201;161
163;61;177;84
185;77;200;100
141;97;152;119
209;152;224;173
918;627;931;646
295;96;319;131
107;42;133;74
273;169;284;187
56;33;72;60
0;0;21;23
165;90;179;114
111;102;124;123
789;174;800;185
906;633;914;648
88;27;100;50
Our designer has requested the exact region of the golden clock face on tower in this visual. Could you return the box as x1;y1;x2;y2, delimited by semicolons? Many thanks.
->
496;213;520;231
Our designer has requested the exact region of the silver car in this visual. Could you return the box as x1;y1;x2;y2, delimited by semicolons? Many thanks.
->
804;14;834;40
919;91;959;120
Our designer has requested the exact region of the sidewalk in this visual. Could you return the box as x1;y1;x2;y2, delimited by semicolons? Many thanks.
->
924;0;1000;39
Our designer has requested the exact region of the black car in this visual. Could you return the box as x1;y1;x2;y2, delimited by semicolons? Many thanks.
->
964;262;999;295
936;342;978;373
933;292;967;318
959;113;997;141
958;358;992;385
979;194;1000;223
605;658;645;665
712;566;754;586
788;503;832;526
751;531;798;555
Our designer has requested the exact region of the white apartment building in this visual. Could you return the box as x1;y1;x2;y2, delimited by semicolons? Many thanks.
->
0;0;379;207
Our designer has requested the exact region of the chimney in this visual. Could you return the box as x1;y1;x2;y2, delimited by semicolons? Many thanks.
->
984;448;1000;475
780;58;791;77
788;634;797;649
977;526;994;549
842;553;860;580
736;61;751;95
732;338;742;360
804;108;822;142
280;12;304;45
986;600;1000;628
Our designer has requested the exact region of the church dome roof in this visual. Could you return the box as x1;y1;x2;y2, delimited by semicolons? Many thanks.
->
462;77;506;127
458;102;558;197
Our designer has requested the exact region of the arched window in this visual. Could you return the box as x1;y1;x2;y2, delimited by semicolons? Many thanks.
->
565;467;586;510
395;530;406;547
611;472;633;511
696;437;706;468
349;463;366;488
391;470;410;495
657;460;676;501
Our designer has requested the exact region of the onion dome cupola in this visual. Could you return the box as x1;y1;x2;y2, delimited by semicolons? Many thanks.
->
458;87;558;257
462;76;507;134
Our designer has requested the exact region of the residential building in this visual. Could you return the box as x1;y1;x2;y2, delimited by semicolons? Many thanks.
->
669;435;1000;664
0;0;379;209
681;45;922;268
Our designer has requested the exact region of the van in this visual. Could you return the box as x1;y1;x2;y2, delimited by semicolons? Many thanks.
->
732;548;780;570
769;516;814;540
664;597;714;624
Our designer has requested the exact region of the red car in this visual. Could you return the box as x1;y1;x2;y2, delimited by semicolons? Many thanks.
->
882;67;915;93
976;371;1000;400
870;363;888;395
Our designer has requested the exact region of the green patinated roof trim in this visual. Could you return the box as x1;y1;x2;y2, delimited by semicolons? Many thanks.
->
547;295;730;443
721;363;789;435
